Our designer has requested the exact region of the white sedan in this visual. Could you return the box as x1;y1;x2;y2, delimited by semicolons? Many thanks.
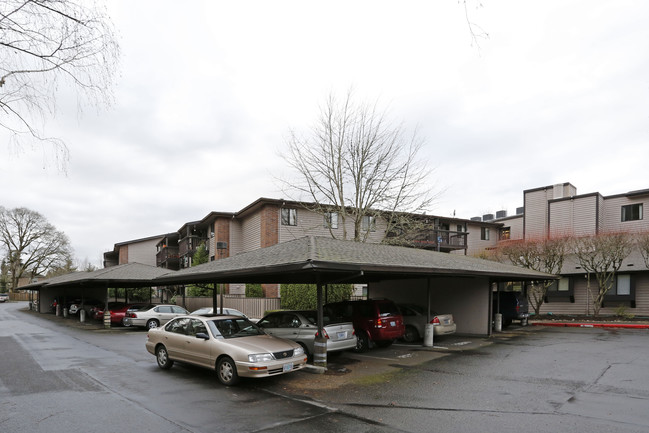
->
123;304;189;329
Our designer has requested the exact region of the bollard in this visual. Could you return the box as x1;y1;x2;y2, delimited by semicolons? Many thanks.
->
423;323;435;347
494;313;503;332
63;308;68;318
56;304;61;316
103;310;111;329
80;309;86;323
313;337;327;368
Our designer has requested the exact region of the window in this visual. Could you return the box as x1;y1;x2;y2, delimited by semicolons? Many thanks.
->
611;274;631;296
500;227;511;240
481;227;490;240
281;208;297;226
324;212;339;229
621;203;643;222
361;215;376;232
548;277;571;292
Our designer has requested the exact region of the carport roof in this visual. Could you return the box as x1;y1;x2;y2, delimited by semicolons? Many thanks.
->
153;236;557;285
22;262;172;290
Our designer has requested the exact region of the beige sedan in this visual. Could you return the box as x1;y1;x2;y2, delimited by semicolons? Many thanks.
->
145;315;307;386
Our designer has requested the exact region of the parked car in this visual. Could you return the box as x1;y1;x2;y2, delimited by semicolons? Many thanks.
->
124;304;189;329
257;310;356;356
324;299;405;352
107;303;150;326
145;315;307;385
190;307;247;317
397;303;457;342
91;302;126;321
67;298;102;315
493;291;529;327
0;293;9;302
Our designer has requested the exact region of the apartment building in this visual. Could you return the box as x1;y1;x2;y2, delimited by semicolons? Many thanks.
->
483;182;649;316
106;198;502;297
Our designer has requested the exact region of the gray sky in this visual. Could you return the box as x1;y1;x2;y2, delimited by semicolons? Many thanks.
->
2;0;649;266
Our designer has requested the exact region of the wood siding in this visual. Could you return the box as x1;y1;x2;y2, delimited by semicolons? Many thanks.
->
240;211;261;252
126;238;161;266
549;195;598;237
278;207;387;244
539;273;649;316
524;188;552;239
601;195;649;233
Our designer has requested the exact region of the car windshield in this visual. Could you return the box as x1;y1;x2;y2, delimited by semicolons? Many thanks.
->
208;318;265;339
134;304;156;311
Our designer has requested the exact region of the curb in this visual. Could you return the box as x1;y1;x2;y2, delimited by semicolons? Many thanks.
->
532;322;649;329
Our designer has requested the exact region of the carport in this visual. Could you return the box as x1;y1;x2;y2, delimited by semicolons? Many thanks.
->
23;262;174;318
152;236;555;338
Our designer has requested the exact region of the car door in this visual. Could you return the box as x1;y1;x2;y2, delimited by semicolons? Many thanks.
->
153;305;173;324
183;318;212;367
163;318;192;362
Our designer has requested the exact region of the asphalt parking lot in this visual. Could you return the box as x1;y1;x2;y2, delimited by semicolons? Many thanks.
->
6;303;649;433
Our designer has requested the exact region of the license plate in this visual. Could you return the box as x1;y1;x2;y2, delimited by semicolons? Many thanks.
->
444;320;450;325
390;321;396;327
283;363;293;372
337;331;346;339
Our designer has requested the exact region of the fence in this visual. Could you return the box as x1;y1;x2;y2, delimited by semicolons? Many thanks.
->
176;296;281;319
9;292;35;302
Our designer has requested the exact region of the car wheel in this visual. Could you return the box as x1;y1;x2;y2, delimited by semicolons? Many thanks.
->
217;356;239;386
354;332;370;353
156;345;174;369
147;319;160;329
375;339;394;348
403;325;420;343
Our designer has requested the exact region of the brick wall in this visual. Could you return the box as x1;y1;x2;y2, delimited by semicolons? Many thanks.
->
260;205;279;297
260;204;279;248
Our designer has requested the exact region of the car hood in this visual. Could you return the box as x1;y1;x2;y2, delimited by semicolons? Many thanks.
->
220;334;298;353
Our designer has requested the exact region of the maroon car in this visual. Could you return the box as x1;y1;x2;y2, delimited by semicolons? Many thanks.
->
324;299;405;352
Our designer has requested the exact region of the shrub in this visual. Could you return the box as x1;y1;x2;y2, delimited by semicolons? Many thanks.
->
245;284;264;298
280;284;353;310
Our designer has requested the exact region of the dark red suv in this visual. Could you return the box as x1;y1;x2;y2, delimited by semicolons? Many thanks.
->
324;299;405;352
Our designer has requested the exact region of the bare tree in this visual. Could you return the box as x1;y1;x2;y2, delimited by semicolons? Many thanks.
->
495;236;570;314
638;231;649;270
573;232;633;316
0;207;73;291
1;0;120;166
281;90;435;242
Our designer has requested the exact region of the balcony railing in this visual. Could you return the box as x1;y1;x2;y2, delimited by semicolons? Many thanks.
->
404;229;468;251
156;246;180;268
178;235;207;257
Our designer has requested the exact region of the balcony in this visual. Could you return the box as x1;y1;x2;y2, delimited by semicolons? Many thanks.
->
156;246;180;269
400;229;468;252
178;235;207;258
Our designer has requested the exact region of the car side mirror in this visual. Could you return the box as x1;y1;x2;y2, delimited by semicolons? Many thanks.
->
195;332;210;340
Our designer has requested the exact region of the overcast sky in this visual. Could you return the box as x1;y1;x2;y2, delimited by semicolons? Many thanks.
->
2;0;649;266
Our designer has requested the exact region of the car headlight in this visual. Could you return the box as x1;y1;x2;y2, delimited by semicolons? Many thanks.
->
248;353;274;363
293;346;305;357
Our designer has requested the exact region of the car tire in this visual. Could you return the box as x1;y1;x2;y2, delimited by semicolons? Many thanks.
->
375;339;394;348
403;325;420;343
156;345;174;369
147;319;160;329
217;356;239;386
354;332;370;353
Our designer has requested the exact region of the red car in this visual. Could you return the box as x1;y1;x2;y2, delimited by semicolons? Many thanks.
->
324;299;405;352
92;302;148;326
